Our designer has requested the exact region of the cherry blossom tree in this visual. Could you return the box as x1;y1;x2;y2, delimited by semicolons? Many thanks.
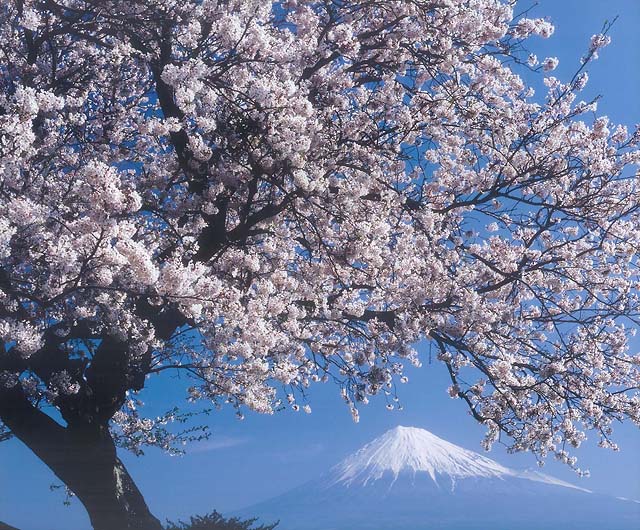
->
1;0;639;528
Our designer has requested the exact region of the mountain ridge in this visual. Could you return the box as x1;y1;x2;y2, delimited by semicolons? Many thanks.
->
330;426;510;486
327;425;590;493
235;425;640;530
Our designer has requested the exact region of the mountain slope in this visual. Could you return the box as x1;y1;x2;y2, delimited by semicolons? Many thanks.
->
236;426;639;530
329;426;588;492
331;426;511;486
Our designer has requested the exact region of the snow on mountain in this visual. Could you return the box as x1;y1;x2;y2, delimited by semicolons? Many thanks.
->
330;426;590;492
332;425;513;486
235;426;639;530
513;468;591;492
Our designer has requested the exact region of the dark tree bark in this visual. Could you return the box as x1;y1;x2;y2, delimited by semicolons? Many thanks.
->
0;387;163;530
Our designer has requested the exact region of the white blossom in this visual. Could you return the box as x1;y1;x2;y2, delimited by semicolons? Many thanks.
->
0;0;636;474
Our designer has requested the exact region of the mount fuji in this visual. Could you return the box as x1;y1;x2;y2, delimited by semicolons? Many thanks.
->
236;426;639;530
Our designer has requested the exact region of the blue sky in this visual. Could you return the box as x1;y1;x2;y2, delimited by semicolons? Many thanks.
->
1;2;639;529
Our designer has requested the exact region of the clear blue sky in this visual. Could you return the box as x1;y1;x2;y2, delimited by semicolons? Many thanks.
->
1;2;639;529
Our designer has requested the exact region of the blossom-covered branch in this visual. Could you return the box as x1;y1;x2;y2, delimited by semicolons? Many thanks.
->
0;0;639;526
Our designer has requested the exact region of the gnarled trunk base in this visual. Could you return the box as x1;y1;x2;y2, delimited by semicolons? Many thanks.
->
65;436;164;530
0;388;162;530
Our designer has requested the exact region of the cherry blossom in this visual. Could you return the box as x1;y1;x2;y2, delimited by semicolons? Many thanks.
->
0;1;638;529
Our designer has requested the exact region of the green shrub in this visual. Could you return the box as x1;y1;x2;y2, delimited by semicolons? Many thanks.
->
165;511;278;530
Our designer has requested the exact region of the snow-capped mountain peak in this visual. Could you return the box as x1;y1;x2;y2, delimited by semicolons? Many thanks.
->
238;425;637;530
330;426;510;486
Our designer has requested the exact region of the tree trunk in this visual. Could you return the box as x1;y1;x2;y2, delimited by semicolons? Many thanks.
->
56;426;164;530
0;388;163;530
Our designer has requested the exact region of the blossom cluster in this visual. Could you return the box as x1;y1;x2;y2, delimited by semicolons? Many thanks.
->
0;0;638;465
